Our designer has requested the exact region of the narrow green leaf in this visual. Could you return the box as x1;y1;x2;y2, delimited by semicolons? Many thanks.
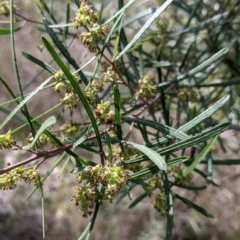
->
123;7;155;27
0;107;26;123
166;191;174;240
49;22;73;28
121;123;229;165
103;0;136;25
0;20;25;35
104;10;124;45
158;48;229;88
129;192;148;208
105;131;113;164
22;51;56;73
30;120;87;165
174;184;207;190
0;76;17;100
212;159;240;165
39;182;45;239
43;19;88;85
113;85;122;141
116;183;136;204
0;76;53;131
167;156;189;167
130;156;188;180
122;116;192;142
175;193;214;218
64;2;70;40
178;95;230;133
157;123;228;155
127;34;157;52
78;222;91;240
182;136;218;177
22;116;56;150
42;36;103;154
137;123;150;145
73;128;95;148
116;0;173;60
149;95;229;146
130;165;159;179
123;141;167;170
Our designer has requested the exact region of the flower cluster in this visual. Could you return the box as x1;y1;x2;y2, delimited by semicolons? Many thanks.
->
0;166;42;190
27;132;54;147
60;122;79;136
95;101;115;124
72;1;108;52
102;66;118;83
25;168;42;188
84;78;103;106
170;165;193;186
120;147;143;172
52;70;81;108
0;131;16;149
177;87;198;103
71;165;130;217
148;175;164;192
79;24;108;52
105;144;122;160
0;1;12;16
137;75;157;99
72;1;98;28
153;192;168;215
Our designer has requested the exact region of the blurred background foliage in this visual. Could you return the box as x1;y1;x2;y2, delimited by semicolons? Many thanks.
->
0;0;240;239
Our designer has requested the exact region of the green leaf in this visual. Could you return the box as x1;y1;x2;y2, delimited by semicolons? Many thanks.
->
116;183;136;204
157;123;229;155
175;193;214;218
121;122;229;165
22;51;56;73
159;48;229;88
129;193;148;208
0;76;17;100
130;165;159;179
105;131;113;164
123;141;167;170
0;76;53;131
149;95;229;146
49;22;74;28
43;19;88;85
103;0;137;25
116;0;173;60
73;128;95;148
174;184;207;190
22;116;56;150
167;156;189;167
182;136;218;177
127;34;157;52
113;85;122;141
0;21;25;35
0;107;26;123
122;116;193;142
123;7;156;27
42;36;103;155
178;95;229;133
130;156;188;180
78;222;91;240
166;191;174;240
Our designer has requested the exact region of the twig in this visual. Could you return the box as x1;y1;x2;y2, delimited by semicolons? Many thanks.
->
0;144;72;175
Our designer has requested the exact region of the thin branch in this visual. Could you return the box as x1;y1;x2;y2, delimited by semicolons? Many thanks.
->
0;144;72;175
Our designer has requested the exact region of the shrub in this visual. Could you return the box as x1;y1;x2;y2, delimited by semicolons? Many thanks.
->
0;0;240;239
